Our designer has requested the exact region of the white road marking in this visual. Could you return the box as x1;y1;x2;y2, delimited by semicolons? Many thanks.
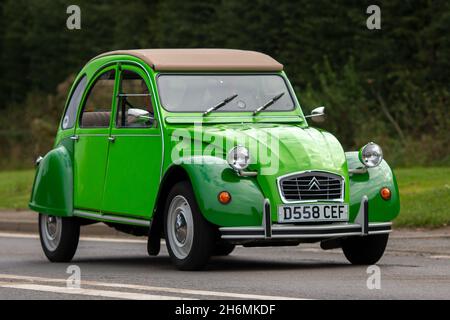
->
429;255;450;260
391;235;450;239
0;232;38;239
0;232;326;252
298;248;341;254
0;274;305;300
0;281;191;300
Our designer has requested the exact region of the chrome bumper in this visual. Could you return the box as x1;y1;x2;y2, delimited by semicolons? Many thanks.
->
220;196;392;241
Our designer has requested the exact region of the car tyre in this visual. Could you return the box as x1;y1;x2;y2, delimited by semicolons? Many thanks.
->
213;242;235;256
342;234;389;265
39;214;80;262
164;181;215;270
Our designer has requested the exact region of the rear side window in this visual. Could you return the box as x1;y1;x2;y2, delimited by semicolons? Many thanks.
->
62;76;87;129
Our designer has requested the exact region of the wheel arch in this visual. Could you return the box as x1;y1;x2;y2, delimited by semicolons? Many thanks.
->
150;165;191;238
151;158;266;233
154;159;265;229
346;151;400;222
29;144;74;217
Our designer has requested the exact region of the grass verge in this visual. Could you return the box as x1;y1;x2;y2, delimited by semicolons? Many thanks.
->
0;170;34;209
394;167;449;228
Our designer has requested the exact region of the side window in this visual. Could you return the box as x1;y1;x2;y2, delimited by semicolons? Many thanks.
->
79;70;116;128
62;76;87;129
116;70;154;128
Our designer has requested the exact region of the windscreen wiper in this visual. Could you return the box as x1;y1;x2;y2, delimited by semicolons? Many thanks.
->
253;92;285;115
203;94;238;116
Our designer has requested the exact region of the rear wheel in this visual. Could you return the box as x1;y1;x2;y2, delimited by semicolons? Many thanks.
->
39;214;80;262
164;181;215;270
342;234;389;265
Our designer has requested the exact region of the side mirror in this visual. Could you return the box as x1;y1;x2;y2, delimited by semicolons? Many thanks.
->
305;106;326;123
128;108;152;123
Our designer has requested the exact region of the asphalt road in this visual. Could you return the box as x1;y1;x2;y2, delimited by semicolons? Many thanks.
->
0;228;449;300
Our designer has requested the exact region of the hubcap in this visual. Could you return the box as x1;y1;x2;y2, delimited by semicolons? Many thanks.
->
46;216;58;240
40;215;62;251
175;212;188;244
167;196;194;259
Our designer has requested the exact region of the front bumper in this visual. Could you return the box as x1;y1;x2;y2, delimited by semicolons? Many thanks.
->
219;196;392;241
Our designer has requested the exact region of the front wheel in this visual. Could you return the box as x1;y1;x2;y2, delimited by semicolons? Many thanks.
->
213;242;235;256
342;234;389;265
164;181;215;270
39;214;80;262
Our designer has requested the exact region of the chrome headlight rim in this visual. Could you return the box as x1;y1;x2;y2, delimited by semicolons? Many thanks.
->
359;142;383;168
227;146;250;171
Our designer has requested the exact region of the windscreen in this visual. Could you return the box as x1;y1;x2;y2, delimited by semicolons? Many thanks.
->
157;74;295;113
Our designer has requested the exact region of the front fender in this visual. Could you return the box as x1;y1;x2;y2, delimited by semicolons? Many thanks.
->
179;156;265;227
346;152;400;222
29;145;73;217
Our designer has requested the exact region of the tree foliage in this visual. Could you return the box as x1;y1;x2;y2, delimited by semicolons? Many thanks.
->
0;0;448;168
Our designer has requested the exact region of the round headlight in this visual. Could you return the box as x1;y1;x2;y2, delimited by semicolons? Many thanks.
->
359;142;383;167
227;146;250;171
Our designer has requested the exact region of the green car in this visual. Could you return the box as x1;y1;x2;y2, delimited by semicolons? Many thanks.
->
29;49;400;270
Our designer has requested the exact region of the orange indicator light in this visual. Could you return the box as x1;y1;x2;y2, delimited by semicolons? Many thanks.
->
380;187;391;200
218;191;232;204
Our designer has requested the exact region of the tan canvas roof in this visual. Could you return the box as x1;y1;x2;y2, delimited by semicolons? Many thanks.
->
93;49;283;72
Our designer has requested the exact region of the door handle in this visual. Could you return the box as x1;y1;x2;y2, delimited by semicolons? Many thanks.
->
108;136;116;143
70;135;79;142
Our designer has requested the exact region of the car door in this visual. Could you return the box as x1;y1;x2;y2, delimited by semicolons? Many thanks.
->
74;67;118;212
101;65;162;219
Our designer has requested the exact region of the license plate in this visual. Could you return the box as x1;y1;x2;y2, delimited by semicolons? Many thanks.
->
278;204;349;223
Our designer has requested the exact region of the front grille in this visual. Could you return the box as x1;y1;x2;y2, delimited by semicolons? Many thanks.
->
279;171;344;202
